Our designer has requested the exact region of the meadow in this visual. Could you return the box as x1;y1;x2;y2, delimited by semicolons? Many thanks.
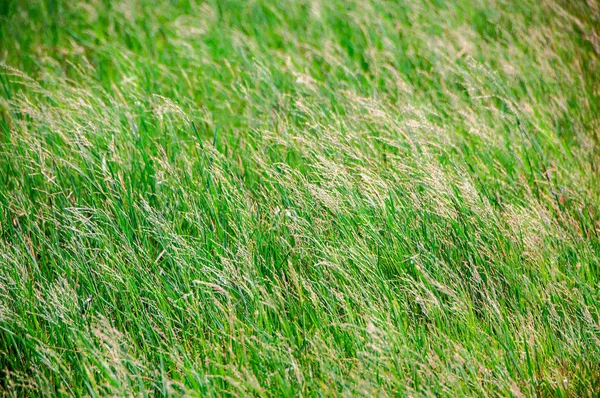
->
0;0;599;396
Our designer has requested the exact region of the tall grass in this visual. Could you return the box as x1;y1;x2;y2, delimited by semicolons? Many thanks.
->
1;0;599;396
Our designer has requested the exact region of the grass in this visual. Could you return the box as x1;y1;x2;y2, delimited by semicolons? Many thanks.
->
0;0;599;396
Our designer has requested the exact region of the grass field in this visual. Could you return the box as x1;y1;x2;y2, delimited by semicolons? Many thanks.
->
1;0;599;396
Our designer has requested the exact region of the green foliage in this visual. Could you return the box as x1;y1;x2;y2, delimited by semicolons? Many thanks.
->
1;0;599;396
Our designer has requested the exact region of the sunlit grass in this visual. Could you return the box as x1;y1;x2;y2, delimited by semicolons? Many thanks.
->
1;0;599;396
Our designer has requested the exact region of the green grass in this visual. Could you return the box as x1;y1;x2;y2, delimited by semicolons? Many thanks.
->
1;0;599;396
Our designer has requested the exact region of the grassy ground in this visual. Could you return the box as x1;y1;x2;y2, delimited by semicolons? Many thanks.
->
1;0;599;396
